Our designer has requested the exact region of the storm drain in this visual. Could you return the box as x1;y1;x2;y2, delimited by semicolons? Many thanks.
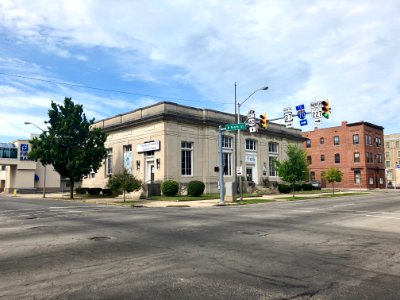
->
88;236;112;241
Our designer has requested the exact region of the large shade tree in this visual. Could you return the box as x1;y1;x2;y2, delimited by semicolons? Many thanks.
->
29;97;107;199
275;144;309;197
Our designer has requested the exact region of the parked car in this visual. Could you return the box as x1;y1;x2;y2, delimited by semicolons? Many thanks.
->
310;180;321;190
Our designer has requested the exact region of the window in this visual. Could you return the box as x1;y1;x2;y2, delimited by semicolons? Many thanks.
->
385;161;391;167
334;136;340;145
369;177;374;185
269;157;277;176
181;142;193;176
354;152;360;163
306;139;311;148
353;134;359;145
396;141;400;148
380;178;384;184
365;135;372;145
375;154;383;163
268;142;279;153
375;137;382;147
246;139;257;151
354;170;361;184
307;156;312;165
320;154;325;162
398;150;400;158
106;149;113;175
123;145;132;173
222;136;232;148
385;142;389;148
335;153;340;163
320;137;324;144
310;171;316;180
366;152;373;163
222;152;232;176
386;151;390;159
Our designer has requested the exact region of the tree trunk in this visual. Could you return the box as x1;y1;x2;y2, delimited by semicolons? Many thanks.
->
70;179;74;199
123;190;126;202
333;182;335;195
292;183;295;198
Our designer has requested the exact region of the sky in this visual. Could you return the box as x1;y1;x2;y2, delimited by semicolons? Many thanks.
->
0;0;399;142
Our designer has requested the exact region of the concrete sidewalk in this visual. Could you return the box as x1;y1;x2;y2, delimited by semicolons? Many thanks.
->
5;190;372;208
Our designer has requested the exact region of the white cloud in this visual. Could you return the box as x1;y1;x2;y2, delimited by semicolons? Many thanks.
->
0;0;399;133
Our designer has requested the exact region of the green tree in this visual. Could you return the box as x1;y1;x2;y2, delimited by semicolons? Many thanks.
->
107;169;142;202
29;97;107;199
275;144;309;197
323;168;343;194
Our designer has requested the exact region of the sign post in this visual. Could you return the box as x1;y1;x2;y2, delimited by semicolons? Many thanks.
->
283;107;293;128
310;101;323;125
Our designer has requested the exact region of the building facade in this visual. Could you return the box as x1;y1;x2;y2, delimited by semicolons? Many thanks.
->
302;121;385;189
0;139;61;193
82;102;304;194
384;133;400;188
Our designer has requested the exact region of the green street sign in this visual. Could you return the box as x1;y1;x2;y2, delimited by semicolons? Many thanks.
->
225;123;247;131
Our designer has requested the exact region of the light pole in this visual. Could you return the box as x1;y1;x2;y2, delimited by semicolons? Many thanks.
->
24;122;47;198
236;86;268;201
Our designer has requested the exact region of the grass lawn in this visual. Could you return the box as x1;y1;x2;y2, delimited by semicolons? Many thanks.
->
277;192;367;201
233;199;276;205
147;194;220;201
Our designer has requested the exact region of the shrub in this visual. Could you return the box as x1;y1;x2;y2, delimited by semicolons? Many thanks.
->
294;184;302;191
102;188;113;196
302;183;313;191
278;184;291;193
161;180;179;197
87;188;102;195
187;180;205;197
75;186;87;194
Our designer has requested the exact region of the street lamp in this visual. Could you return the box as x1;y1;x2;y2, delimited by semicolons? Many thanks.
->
236;86;268;201
24;122;47;198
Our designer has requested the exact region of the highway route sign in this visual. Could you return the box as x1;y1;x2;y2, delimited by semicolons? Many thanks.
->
283;107;293;128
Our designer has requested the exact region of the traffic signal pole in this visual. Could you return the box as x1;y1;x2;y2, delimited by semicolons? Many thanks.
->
218;125;225;205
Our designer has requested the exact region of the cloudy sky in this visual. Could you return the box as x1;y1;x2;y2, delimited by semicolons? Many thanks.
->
0;0;399;142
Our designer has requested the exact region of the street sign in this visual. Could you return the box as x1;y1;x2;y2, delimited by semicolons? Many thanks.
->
310;101;322;125
300;119;308;126
283;107;293;128
249;125;258;133
246;110;258;132
237;166;242;176
225;123;247;131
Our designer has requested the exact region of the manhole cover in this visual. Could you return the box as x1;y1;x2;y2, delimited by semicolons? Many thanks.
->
88;236;112;241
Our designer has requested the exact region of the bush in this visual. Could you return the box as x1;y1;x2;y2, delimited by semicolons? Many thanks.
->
161;180;179;197
75;186;87;194
294;184;302;191
102;188;113;196
87;188;102;195
302;183;313;191
278;184;291;193
187;180;205;197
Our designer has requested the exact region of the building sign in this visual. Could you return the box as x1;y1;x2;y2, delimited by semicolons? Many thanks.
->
137;141;160;153
20;144;29;160
245;154;257;164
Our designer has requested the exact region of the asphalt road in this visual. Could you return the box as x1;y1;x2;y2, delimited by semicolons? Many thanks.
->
1;191;400;299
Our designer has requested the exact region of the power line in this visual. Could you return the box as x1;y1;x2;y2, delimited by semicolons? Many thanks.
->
0;72;234;105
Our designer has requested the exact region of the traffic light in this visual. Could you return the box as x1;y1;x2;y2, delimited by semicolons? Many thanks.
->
322;100;330;119
259;113;267;128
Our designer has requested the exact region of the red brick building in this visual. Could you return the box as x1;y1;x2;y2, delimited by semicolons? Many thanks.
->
302;121;385;189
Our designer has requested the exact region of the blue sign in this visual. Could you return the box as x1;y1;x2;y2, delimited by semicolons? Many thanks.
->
20;144;29;160
298;109;307;120
300;119;308;126
296;104;305;111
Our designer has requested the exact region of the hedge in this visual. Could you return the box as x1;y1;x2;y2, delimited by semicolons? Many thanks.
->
161;180;179;197
87;188;102;195
188;180;205;197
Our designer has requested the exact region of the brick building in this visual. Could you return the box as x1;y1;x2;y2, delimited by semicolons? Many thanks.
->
302;121;385;189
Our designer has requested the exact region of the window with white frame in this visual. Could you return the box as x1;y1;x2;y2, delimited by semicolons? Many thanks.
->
398;150;400;158
334;136;340;145
268;142;279;153
222;136;232;149
354;152;360;163
386;161;391;168
181;142;193;176
123;145;132;174
375;137;382;147
380;178;384;184
106;149;113;175
269;157;277;176
365;135;372;145
222;152;232;176
353;134;359;145
369;177;374;184
246;139;257;151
